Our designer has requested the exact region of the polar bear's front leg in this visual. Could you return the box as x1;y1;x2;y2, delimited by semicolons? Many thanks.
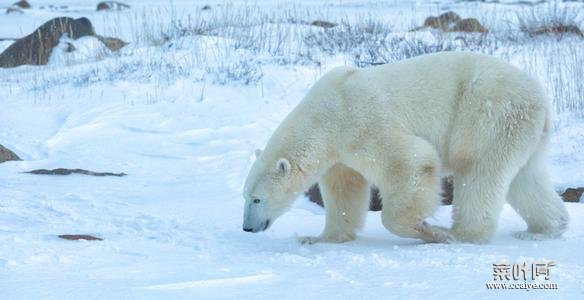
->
299;163;370;244
376;135;448;243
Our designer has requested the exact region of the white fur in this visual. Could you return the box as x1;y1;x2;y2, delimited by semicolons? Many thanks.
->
242;51;569;243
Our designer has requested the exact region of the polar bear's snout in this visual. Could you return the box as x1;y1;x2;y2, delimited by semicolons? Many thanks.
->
243;199;271;233
242;219;270;233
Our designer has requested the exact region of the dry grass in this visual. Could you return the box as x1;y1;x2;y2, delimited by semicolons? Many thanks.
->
2;3;583;116
517;1;583;39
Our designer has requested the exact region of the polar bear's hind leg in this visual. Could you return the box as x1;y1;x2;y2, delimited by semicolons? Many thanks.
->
507;142;569;240
449;78;548;243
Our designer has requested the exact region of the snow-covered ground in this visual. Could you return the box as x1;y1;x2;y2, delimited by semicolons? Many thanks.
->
1;1;583;299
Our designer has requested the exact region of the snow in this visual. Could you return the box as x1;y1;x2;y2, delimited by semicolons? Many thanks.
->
1;1;583;299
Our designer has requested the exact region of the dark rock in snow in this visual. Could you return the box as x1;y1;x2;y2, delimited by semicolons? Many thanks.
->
0;144;21;163
13;0;31;9
58;234;103;241
438;11;461;25
0;17;95;68
25;168;127;177
311;20;338;29
0;17;128;68
306;176;455;211
451;18;488;33
96;35;128;52
422;11;461;31
305;183;384;210
561;187;584;202
441;176;454;205
96;1;130;12
5;7;23;14
414;11;488;33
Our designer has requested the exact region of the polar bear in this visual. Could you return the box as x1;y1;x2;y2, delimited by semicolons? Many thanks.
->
242;51;569;244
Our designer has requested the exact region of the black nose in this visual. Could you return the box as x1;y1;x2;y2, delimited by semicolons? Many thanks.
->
243;227;253;232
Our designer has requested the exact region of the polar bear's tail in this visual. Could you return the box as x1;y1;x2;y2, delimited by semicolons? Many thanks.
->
506;117;569;240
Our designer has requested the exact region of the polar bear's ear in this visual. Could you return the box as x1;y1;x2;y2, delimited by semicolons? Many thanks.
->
254;149;263;158
276;158;291;177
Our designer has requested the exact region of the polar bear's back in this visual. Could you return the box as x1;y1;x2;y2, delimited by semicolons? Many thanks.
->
325;51;549;164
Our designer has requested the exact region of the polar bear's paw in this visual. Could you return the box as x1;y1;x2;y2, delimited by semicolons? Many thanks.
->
298;236;321;245
298;232;355;245
416;223;455;243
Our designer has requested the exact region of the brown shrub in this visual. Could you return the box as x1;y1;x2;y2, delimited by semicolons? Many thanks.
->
528;24;583;38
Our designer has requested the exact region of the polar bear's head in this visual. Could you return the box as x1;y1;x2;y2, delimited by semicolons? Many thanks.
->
242;149;297;233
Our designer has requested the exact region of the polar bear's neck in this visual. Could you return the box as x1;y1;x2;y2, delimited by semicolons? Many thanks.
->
265;104;337;192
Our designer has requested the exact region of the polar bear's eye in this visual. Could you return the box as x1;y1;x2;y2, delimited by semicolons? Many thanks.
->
253;199;261;204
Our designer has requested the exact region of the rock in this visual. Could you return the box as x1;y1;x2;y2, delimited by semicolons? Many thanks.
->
6;7;23;14
6;0;30;13
451;18;488;33
441;176;454;205
311;20;338;29
438;11;461;25
25;168;127;176
96;1;130;12
422;11;461;31
305;184;383;211
64;42;76;52
423;16;442;29
96;35;128;52
305;184;323;206
0;144;21;163
58;234;103;241
13;0;31;9
0;17;96;68
415;12;488;33
561;187;584;202
202;5;212;10
370;187;382;210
